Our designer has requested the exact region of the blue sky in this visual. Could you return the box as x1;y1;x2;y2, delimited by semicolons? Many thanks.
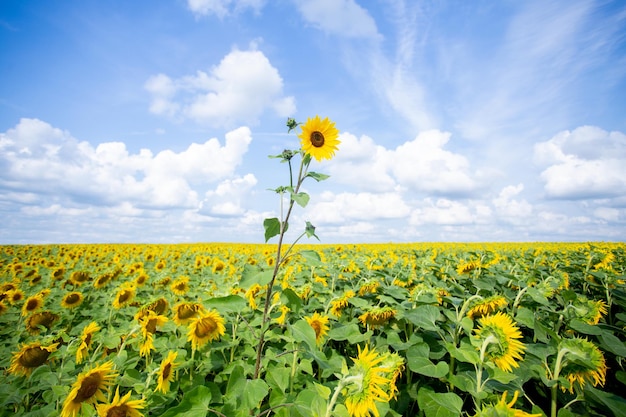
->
1;0;625;244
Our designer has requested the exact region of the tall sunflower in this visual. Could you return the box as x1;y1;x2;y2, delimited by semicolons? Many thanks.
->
156;351;179;394
8;341;58;376
556;337;607;393
298;116;340;162
343;345;391;417
96;387;146;417
76;321;101;364
187;310;226;351
62;361;118;417
473;312;526;372
305;312;330;345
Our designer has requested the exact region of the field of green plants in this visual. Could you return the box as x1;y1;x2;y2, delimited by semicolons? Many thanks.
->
1;241;625;417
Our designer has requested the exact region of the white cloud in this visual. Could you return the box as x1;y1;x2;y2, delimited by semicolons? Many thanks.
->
534;126;626;199
294;0;379;38
0;119;253;210
145;47;295;127
492;184;533;221
187;0;265;18
409;198;492;226
305;191;411;225
200;173;258;217
327;129;478;196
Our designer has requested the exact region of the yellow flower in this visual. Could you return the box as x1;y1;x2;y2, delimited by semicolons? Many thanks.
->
275;305;290;325
21;294;44;316
96;387;146;417
113;285;135;309
139;334;155;358
472;391;542;417
245;283;263;310
457;260;481;274
358;307;396;329
298;115;340;162
379;352;405;400
156;351;179;394
135;297;169;321
8;341;58;376
557;337;607;393
61;291;84;309
170;276;190;296
305;312;330;344
344;345;391;417
187;310;226;351
69;271;91;286
473;312;526;372
62;361;118;417
467;295;508;320
358;281;379;296
139;310;168;338
173;302;205;326
76;321;101;364
330;290;355;318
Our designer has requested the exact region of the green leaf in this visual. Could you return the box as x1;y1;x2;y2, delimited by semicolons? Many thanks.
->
266;366;291;394
584;385;626;417
299;249;321;264
305;221;319;240
204;295;247;314
239;379;270;411
291;191;310;208
158;385;212;417
599;332;626;357
400;305;442;331
407;343;449;378
417;386;463;417
568;319;602;335
306;171;330;182
291;319;317;350
239;264;274;289
263;217;282;242
280;287;303;313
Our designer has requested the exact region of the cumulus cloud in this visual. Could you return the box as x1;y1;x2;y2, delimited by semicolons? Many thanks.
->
294;0;379;38
305;191;411;225
409;198;492;226
0;118;253;210
534;126;626;199
327;129;479;196
492;184;533;222
187;0;265;18
200;173;258;217
145;47;295;127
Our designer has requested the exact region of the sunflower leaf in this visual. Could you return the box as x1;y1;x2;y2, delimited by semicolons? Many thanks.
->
417;386;463;417
158;385;211;417
306;171;330;182
291;191;310;208
263;217;281;242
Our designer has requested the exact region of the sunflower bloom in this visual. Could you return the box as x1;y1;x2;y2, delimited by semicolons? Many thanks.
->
473;312;526;372
170;276;190;296
245;283;263;310
26;310;59;334
76;321;101;364
330;290;355;318
359;307;396;329
21;294;44;316
472;391;542;417
187;310;226;351
275;305;290;325
380;352;405;400
343;345;391;417
8;341;58;376
457;260;481;274
96;387;146;417
298;116;340;161
139;334;155;358
113;285;135;309
467;295;508;320
173;301;205;326
557;337;607;393
305;312;330;345
61;291;84;309
156;351;179;394
139;310;168;338
62;361;118;417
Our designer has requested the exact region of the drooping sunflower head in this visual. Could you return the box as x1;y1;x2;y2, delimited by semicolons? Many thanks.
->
358;306;397;329
26;310;59;334
567;296;608;325
343;345;392;417
330;290;355;318
472;390;542;417
275;305;290;325
467;295;508;320
457;260;482;275
473;312;526;372
139;310;168;337
112;285;135;309
298;116;340;162
156;351;180;394
8;341;58;376
95;387;146;417
187;310;226;351
245;283;263;310
305;312;330;345
557;337;607;393
69;271;91;286
76;321;101;364
62;361;118;417
173;301;205;326
61;291;84;309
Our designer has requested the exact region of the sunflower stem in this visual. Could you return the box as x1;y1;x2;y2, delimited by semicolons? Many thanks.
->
550;347;569;417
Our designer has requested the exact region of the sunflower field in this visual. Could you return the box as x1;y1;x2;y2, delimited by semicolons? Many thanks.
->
1;241;625;417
